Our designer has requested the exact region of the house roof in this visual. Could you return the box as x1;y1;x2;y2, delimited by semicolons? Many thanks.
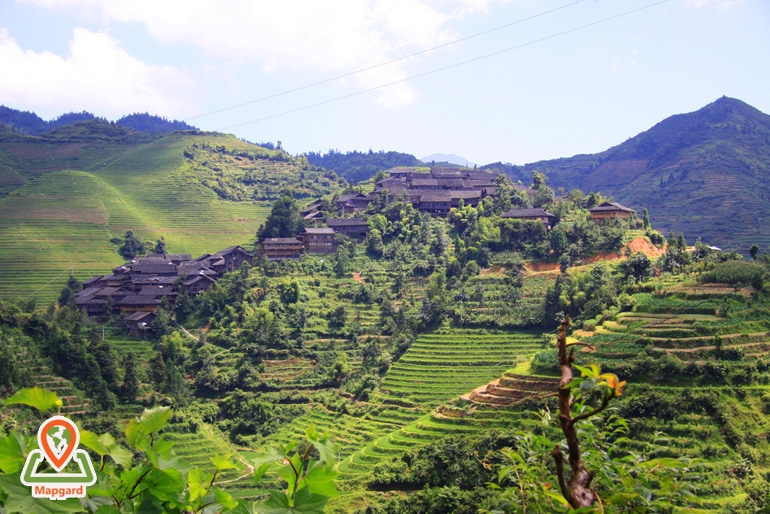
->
131;262;178;275
325;217;368;228
450;190;482;199
263;237;302;244
141;253;191;262
304;227;335;235
420;193;452;203
118;295;162;306
501;208;556;219
183;275;216;286
125;311;155;322
588;202;635;213
83;275;104;286
411;178;439;187
304;211;325;220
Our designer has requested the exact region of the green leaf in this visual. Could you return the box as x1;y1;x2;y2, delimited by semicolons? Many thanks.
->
0;432;28;474
0;474;84;513
4;387;62;412
145;468;185;503
211;454;237;471
108;445;133;469
302;461;338;498
251;446;284;484
215;487;239;510
188;467;206;503
260;490;292;513
291;486;329;514
80;429;109;456
573;364;594;379
94;506;121;514
306;428;337;466
126;406;172;445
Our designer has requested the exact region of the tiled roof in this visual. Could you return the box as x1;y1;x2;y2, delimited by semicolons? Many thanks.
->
263;238;302;244
501;208;556;218
304;227;335;235
588;202;635;213
325;217;368;227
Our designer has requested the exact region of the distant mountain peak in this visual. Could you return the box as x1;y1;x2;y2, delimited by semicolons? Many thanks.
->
420;153;475;167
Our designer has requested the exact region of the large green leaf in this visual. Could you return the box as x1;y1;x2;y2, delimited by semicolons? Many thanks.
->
0;474;84;513
79;429;109;456
126;407;171;445
215;487;239;510
187;468;206;503
4;388;62;412
0;432;28;474
302;462;338;498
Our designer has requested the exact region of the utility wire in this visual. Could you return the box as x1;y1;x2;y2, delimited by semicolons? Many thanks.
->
219;0;669;131
185;0;587;122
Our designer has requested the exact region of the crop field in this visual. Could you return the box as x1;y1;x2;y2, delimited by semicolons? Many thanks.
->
0;133;275;304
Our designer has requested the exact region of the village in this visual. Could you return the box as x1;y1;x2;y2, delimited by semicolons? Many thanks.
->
75;166;635;337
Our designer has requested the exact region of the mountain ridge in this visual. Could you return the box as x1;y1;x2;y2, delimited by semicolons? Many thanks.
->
484;97;770;253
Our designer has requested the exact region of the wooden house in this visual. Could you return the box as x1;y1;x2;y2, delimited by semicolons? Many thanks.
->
336;193;371;214
125;311;155;338
325;217;369;241
182;274;216;295
588;202;635;222
450;190;482;208
501;208;557;230
419;193;452;215
259;238;303;260
303;227;337;254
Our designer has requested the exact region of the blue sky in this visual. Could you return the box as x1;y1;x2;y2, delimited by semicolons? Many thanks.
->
1;0;768;165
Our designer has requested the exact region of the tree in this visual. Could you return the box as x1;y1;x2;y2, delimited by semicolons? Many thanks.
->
153;236;167;254
58;274;80;307
642;208;652;230
750;244;760;260
116;230;146;259
122;352;139;402
258;194;303;241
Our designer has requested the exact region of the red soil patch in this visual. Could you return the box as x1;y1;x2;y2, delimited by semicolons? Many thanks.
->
352;273;363;283
628;236;664;257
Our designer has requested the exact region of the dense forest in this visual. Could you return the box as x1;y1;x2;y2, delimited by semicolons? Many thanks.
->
305;149;422;183
0;106;196;135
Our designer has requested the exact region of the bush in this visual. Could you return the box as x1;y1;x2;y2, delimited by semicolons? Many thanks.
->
701;260;764;288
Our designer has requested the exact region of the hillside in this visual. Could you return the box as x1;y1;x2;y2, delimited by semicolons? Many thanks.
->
0;122;340;304
485;97;770;254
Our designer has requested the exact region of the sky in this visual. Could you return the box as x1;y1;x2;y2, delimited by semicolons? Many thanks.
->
1;0;768;166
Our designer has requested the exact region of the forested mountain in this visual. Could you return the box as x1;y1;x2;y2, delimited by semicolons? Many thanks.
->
305;149;422;183
0;106;197;135
486;97;770;254
116;112;196;133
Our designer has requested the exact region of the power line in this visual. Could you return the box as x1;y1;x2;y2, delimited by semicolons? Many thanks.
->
218;0;669;131
185;0;587;122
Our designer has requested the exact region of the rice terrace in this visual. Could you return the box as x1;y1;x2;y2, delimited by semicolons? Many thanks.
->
1;18;770;511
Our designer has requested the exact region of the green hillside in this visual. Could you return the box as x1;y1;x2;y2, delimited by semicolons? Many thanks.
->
486;97;770;255
0;124;340;304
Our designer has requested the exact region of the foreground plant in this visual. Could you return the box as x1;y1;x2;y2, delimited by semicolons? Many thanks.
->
0;387;339;513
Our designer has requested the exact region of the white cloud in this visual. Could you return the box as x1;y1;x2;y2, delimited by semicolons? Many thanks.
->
18;0;512;109
0;27;196;119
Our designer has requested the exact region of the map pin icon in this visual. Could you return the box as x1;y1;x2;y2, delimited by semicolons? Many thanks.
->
38;415;79;472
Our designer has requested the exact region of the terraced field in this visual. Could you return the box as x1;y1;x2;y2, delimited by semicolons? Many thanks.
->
0;133;274;305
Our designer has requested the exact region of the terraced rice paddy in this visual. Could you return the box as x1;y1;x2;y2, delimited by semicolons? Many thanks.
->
0;133;273;305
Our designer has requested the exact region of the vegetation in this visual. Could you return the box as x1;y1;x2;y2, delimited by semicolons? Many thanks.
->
486;97;770;255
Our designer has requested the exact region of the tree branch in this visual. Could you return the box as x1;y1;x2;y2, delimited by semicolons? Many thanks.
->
553;316;598;509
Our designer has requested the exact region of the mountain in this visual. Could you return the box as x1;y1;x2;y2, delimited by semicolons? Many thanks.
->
0;106;197;135
305;149;421;183
486;97;770;254
421;153;475;167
